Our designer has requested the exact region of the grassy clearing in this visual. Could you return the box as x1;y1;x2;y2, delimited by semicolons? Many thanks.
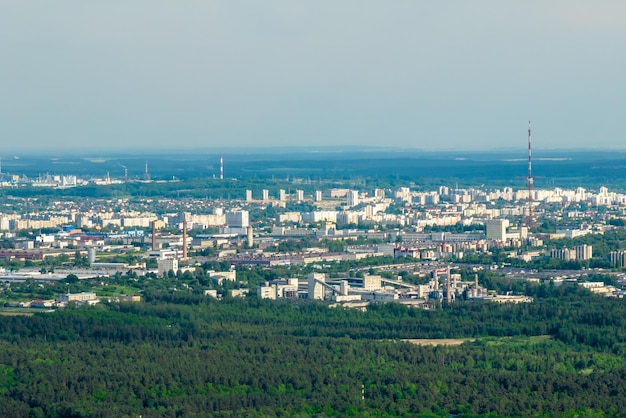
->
402;335;553;347
95;285;139;296
402;338;475;346
480;335;552;346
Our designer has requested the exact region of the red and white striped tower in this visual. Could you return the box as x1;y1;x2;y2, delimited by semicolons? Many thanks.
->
527;121;533;225
220;155;224;180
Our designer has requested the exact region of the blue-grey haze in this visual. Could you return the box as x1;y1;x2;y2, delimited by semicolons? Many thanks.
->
0;1;624;152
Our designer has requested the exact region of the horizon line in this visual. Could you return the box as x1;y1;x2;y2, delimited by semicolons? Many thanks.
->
5;145;626;157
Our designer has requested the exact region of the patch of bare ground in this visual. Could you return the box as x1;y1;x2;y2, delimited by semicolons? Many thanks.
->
402;338;475;346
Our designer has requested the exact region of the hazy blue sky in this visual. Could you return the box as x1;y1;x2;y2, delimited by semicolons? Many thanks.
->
1;1;624;153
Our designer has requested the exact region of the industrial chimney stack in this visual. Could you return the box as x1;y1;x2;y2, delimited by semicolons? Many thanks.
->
182;220;188;261
446;266;451;304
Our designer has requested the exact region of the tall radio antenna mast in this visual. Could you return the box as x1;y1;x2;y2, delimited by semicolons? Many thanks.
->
527;121;533;225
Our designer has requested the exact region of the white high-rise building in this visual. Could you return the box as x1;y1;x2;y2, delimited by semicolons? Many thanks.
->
315;191;323;202
245;190;253;202
0;216;10;231
610;251;626;267
158;258;179;277
262;189;269;201
279;189;286;201
575;244;593;260
395;187;411;202
486;219;509;241
347;190;359;207
296;190;304;201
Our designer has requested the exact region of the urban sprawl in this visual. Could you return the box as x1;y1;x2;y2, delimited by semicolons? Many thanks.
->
1;171;626;310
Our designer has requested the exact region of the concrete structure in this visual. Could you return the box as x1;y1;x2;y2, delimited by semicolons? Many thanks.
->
118;295;141;302
362;275;382;291
225;210;249;228
158;258;179;277
228;289;248;298
151;221;157;250
336;212;359;225
575;244;593;260
257;283;277;300
209;270;236;282
489;295;534;304
486;219;509;241
550;245;593;261
324;189;349;198
87;248;96;264
57;292;98;304
278;212;302;223
302;211;337;223
347;190;359;207
610;250;626;268
257;278;300;300
247;226;254;247
307;272;326;300
182;220;188;260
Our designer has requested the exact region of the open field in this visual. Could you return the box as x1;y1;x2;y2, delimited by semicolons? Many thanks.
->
0;310;35;317
402;336;553;346
402;338;475;346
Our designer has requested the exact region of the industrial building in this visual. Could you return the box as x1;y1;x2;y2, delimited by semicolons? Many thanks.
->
255;264;537;309
56;292;99;306
225;210;249;228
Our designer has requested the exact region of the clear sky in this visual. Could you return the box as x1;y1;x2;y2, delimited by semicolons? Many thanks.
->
1;1;624;153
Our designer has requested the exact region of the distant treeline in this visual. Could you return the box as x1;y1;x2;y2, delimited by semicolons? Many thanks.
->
4;151;626;197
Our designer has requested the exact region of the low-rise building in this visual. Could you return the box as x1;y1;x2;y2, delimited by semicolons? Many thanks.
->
57;292;99;305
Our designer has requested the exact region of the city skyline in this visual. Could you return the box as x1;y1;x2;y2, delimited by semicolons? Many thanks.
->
1;1;624;152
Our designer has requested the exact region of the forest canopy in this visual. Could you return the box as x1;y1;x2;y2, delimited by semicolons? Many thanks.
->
0;283;625;417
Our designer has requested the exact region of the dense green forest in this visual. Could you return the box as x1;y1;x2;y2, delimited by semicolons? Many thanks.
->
1;282;626;417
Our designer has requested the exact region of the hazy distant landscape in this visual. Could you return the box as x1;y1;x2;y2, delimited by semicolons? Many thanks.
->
2;1;625;416
5;149;626;189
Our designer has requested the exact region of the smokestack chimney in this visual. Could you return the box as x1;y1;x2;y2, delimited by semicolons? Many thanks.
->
151;221;156;251
446;266;451;304
247;226;253;248
182;220;188;261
